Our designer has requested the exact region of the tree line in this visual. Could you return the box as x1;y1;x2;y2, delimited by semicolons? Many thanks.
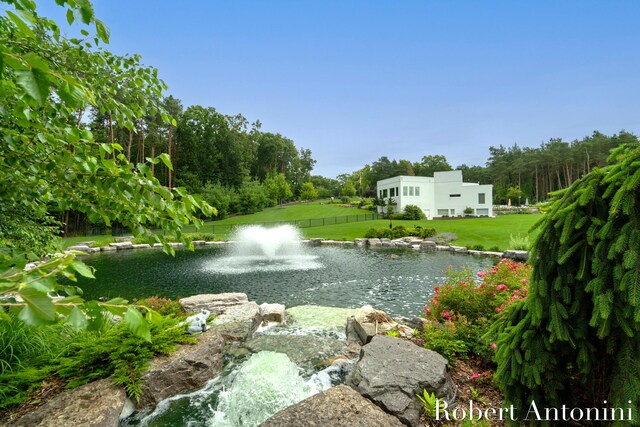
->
337;131;639;204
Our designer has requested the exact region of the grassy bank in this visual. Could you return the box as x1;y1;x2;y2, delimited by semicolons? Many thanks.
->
62;200;542;252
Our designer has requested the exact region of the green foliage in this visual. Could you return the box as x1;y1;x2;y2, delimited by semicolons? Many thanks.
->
299;182;318;200
0;0;215;338
423;260;530;361
403;204;426;220
416;388;448;421
492;144;640;422
463;206;474;215
421;321;469;363
388;213;405;220
384;328;400;337
265;173;293;206
135;296;185;317
232;179;271;214
508;233;531;250
201;182;235;218
363;226;436;240
56;316;194;401
341;180;357;198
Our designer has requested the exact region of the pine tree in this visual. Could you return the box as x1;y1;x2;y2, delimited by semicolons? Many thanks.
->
491;144;640;425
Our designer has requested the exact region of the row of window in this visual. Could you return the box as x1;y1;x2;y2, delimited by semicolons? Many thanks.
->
379;186;422;198
437;208;490;216
379;189;485;205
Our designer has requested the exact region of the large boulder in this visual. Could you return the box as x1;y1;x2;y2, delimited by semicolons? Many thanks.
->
502;250;529;261
260;385;404;427
178;292;248;315
348;335;456;426
137;328;225;408
212;301;261;341
10;378;126;427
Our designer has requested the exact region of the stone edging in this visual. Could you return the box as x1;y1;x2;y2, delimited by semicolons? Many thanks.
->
57;237;529;262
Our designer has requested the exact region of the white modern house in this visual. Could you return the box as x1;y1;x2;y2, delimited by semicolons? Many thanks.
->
376;170;493;219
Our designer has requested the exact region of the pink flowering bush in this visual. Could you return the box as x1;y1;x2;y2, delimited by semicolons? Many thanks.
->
421;259;531;361
425;259;530;324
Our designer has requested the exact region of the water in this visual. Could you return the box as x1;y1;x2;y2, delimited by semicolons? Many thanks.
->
76;245;489;317
125;307;355;427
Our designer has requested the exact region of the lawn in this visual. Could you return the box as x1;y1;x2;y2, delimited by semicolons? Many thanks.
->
300;214;542;251
61;201;542;251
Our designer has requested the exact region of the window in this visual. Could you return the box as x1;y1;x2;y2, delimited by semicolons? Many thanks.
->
449;194;461;198
476;208;489;215
478;193;485;204
415;186;420;196
382;189;388;198
379;190;383;198
403;186;408;196
450;209;456;216
409;186;414;196
396;187;399;197
437;209;449;216
390;188;395;197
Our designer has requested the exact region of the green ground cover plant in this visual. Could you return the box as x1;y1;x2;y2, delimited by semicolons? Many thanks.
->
0;312;194;410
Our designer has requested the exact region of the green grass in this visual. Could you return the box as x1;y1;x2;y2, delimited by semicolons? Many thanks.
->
61;200;542;252
300;214;542;251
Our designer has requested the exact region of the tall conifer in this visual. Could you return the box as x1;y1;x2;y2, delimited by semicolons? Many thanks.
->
492;144;640;425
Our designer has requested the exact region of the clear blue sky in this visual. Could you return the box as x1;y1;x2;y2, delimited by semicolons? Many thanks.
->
41;0;640;178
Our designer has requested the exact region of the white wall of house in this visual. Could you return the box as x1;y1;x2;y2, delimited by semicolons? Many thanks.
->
376;171;493;219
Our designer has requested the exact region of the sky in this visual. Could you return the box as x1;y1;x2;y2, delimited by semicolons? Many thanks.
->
39;0;640;178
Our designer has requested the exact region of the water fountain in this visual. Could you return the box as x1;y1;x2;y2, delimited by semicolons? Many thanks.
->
202;224;323;274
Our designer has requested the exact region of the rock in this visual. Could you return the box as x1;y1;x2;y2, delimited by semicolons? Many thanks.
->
108;242;133;250
435;245;451;251
309;238;324;246
76;241;96;247
395;316;425;332
114;236;134;242
213;301;261;341
138;328;225;408
352;307;397;345
100;246;117;252
482;251;503;258
179;292;249;314
367;238;381;246
260;384;404;427
10;378;126;427
345;316;360;343
192;240;206;246
260;303;285;323
66;245;91;252
503;250;529;261
348;335;456;426
354;238;368;246
131;244;151;249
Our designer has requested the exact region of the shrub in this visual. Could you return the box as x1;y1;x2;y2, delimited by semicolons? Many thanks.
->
388;213;405;220
508;233;530;250
56;316;194;401
363;227;436;240
403;205;425;220
136;297;185;317
463;207;474;215
470;244;485;251
422;260;531;361
421;321;469;363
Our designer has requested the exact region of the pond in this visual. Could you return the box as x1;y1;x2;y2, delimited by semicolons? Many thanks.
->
76;240;491;318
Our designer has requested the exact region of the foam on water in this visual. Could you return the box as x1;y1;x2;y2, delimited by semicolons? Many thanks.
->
202;225;324;274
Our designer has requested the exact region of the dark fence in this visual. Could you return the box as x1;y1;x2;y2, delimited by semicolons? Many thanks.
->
209;212;380;235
